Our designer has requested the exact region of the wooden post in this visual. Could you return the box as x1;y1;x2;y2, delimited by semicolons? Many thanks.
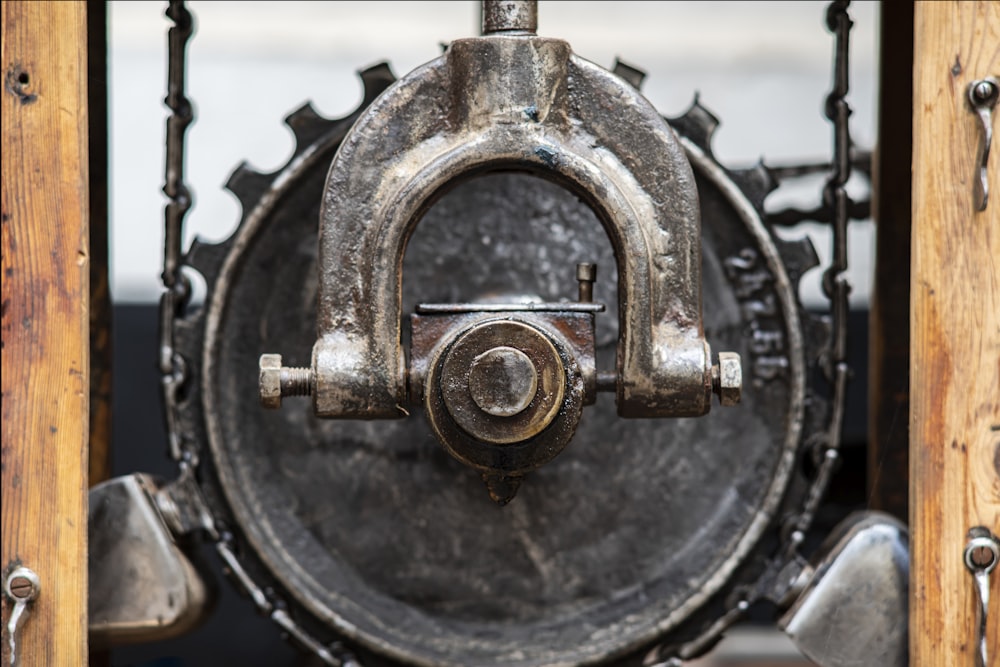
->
88;0;112;488
1;2;90;665
911;2;1000;665
869;1;913;522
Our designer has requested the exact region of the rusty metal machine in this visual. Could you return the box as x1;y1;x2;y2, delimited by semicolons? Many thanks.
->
84;2;916;666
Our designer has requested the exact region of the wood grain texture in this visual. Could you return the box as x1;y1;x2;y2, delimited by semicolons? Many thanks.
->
1;2;90;665
911;1;1000;665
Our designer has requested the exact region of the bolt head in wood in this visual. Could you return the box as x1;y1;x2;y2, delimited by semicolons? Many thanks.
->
970;545;996;569
5;567;39;602
973;80;997;103
9;577;34;600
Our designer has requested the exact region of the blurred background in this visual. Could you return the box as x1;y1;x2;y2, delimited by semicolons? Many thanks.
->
106;2;879;665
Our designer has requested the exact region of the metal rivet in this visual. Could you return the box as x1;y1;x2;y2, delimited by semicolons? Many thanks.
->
468;346;538;417
576;262;596;303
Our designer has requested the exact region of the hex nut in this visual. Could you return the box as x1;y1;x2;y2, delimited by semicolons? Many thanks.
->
259;353;283;409
714;351;742;407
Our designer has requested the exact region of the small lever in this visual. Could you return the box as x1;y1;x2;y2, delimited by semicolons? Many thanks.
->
967;78;998;212
4;566;40;667
964;527;998;667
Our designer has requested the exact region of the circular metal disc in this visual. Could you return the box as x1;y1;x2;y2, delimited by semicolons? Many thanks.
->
187;97;813;666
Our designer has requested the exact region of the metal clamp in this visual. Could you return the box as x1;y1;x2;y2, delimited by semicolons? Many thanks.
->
964;526;998;667
967;78;998;211
4;567;40;667
299;12;725;421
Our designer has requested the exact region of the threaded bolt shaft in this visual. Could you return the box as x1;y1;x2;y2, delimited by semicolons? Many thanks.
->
280;367;313;397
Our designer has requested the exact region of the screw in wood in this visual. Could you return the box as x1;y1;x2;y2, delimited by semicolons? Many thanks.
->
4;567;39;602
965;527;999;573
973;80;997;104
8;576;34;600
970;545;996;569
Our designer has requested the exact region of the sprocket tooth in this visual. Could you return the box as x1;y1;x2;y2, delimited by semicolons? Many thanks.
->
730;160;779;210
612;58;647;90
224;162;274;212
774;235;820;288
669;95;720;155
284;102;336;155
185;236;231;288
803;310;833;364
359;61;396;106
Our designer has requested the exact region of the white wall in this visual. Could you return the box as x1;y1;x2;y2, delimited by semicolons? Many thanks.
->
109;0;878;306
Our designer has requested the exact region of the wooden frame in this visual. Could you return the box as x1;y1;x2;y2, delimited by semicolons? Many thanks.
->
1;2;90;664
911;1;1000;664
2;1;998;664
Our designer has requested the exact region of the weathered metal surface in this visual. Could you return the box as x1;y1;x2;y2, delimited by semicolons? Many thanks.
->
467;346;538;417
780;512;909;667
88;474;212;649
436;320;569;445
419;314;589;503
299;30;730;421
481;0;537;35
178;65;824;662
712;351;742;407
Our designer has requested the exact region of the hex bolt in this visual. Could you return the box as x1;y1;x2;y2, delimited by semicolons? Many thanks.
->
576;262;597;303
468;346;538;417
259;354;313;409
711;351;742;407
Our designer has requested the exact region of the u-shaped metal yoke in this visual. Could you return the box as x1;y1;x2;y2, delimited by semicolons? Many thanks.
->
308;29;722;420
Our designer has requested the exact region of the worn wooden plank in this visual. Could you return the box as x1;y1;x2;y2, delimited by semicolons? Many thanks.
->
0;2;90;665
911;1;1000;665
88;0;112;488
868;0;913;522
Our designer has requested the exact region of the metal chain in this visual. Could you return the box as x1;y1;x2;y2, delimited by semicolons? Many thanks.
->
158;2;357;665
157;1;855;665
783;0;854;558
160;0;194;466
646;2;856;663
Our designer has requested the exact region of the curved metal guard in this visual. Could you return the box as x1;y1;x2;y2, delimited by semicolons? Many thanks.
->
311;31;713;419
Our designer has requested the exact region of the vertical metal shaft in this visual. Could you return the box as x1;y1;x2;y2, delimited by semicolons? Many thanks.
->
482;0;537;35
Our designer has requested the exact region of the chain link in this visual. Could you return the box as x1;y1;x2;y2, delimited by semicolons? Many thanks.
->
157;2;355;664
160;0;194;465
157;1;855;664
781;0;854;559
646;2;856;663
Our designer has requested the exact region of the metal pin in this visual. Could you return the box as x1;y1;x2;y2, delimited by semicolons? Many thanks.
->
964;527;998;667
481;0;537;35
576;262;596;303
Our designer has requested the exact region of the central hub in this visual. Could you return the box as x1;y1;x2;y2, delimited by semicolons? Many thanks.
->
438;320;566;446
468;346;537;417
411;304;596;504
